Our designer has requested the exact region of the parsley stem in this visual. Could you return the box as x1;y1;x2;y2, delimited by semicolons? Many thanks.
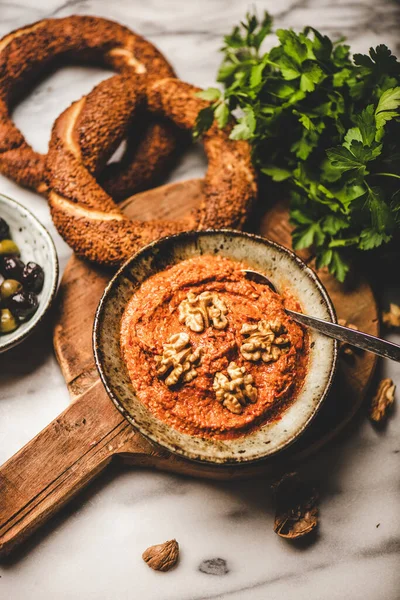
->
263;57;280;69
373;172;400;181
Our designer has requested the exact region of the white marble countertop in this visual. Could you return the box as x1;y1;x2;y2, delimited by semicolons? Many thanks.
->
0;0;399;598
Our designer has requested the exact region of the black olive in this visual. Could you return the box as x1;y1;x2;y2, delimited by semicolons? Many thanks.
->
0;218;10;241
8;290;38;321
22;261;44;293
0;256;25;280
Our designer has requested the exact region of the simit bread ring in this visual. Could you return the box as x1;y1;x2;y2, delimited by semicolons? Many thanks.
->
0;15;178;195
99;117;183;201
46;77;258;267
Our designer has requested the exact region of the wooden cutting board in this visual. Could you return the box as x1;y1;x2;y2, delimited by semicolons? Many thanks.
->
0;178;378;557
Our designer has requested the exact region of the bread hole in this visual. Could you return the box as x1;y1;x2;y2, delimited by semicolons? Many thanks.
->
13;65;114;154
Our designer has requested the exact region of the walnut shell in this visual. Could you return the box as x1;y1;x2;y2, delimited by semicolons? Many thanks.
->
272;472;318;539
142;539;179;572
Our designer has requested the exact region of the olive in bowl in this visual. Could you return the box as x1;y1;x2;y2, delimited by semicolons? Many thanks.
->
0;239;20;256
1;278;22;299
7;290;39;321
0;230;42;327
0;217;10;240
0;255;25;280
0;193;58;352
22;261;45;293
0;308;18;334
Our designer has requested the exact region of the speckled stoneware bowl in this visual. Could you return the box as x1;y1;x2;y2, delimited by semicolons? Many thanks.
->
0;194;58;353
94;230;338;465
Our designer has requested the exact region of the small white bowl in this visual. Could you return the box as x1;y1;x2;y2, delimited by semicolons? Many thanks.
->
0;193;58;353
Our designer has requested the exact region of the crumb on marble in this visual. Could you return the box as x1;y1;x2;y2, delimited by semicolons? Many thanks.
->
199;558;229;576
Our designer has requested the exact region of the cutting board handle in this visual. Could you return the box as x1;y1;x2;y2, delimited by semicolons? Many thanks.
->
0;381;156;558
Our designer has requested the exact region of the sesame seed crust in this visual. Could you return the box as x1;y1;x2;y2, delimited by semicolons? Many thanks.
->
0;15;177;195
46;76;258;267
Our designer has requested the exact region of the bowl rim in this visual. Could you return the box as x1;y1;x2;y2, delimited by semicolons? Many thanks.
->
0;192;59;352
93;229;338;465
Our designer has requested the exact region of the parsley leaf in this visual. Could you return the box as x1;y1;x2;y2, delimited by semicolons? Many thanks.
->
276;29;307;64
326;146;368;175
292;222;326;249
214;102;230;128
375;86;400;130
196;88;221;102
230;107;256;140
354;105;376;145
330;250;350;282
193;106;214;140
322;214;350;234
261;166;292;181
354;45;400;74
300;62;325;92
195;11;400;281
315;248;333;270
358;228;391;250
365;186;392;232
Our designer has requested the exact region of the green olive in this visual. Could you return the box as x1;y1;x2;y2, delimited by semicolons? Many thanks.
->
1;279;22;300
0;239;20;256
0;308;18;334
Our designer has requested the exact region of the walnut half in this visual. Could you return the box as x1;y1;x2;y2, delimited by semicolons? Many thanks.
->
155;332;202;387
370;378;396;423
382;303;400;329
178;291;228;333
142;539;179;571
240;319;290;363
338;318;360;358
272;472;319;539
213;361;257;414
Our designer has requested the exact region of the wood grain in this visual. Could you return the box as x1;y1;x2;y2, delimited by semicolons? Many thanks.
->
0;178;378;557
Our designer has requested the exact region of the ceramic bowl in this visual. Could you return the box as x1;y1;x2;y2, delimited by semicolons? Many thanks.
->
0;193;59;353
94;230;338;465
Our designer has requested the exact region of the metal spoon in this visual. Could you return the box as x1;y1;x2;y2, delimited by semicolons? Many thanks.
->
243;269;400;363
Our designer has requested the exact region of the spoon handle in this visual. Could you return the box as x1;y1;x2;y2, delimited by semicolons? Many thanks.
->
286;309;400;362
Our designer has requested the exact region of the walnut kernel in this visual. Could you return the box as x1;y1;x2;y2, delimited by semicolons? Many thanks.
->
213;361;257;414
142;539;179;572
338;318;360;358
370;378;396;422
178;291;228;333
155;332;202;387
240;319;290;363
382;303;400;329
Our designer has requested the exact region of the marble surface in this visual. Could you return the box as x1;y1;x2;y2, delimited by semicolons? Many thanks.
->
0;0;399;598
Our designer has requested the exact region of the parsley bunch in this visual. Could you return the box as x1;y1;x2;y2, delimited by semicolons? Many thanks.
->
195;12;400;281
